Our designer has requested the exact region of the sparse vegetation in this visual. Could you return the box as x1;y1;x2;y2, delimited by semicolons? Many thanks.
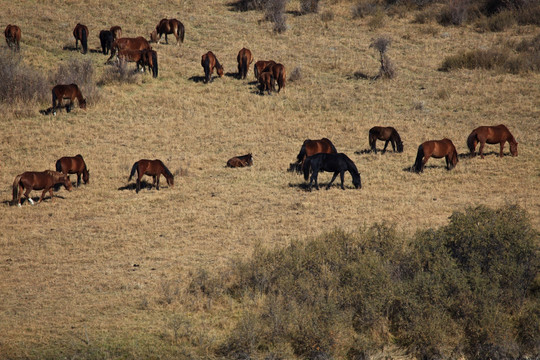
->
370;36;396;79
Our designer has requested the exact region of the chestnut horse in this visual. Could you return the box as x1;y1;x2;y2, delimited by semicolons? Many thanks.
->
73;23;89;54
116;49;146;71
151;18;184;45
99;30;113;55
52;84;86;115
110;26;122;40
467;124;518;158
12;170;72;206
269;63;286;93
295;138;338;171
128;159;174;193
140;49;158;78
237;48;253;79
369;126;403;154
201;51;223;83
107;37;151;63
303;153;361;191
227;153;253;168
258;72;275;95
413;138;458;173
254;60;276;80
5;24;21;51
56;154;89;187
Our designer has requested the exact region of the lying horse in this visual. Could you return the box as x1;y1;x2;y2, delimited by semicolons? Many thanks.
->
369;126;403;154
5;24;21;51
227;153;253;168
295;138;337;171
110;25;122;40
107;37;151;64
99;30;113;55
237;48;253;79
303;153;361;191
151;18;184;45
467;124;518;158
201;51;223;83
12;170;72;206
269;63;286;93
51;84;86;115
73;23;89;54
413;138;458;173
258;72;275;95
56;154;89;187
140;49;158;78
254;60;276;80
128;159;174;193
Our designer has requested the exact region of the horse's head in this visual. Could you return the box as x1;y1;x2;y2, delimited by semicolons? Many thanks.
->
352;174;362;189
247;154;253;166
79;98;87;109
510;140;518;156
149;30;158;43
217;64;224;77
167;175;174;187
62;174;73;191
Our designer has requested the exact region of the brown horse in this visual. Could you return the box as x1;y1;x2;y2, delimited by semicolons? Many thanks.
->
237;48;253;79
151;18;184;45
413;138;458;173
128;159;174;193
73;23;89;54
140;49;158;78
227;154;253;168
12;170;72;206
5;24;21;51
107;37;151;63
254;60;276;80
110;25;122;40
201;51;223;84
295;138;338;172
369;126;404;154
56;154;89;187
467;124;518;158
52;84;86;115
258;72;275;95
116;49;146;71
269;63;286;93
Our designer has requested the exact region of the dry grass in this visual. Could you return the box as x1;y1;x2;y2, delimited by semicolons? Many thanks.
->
0;0;539;358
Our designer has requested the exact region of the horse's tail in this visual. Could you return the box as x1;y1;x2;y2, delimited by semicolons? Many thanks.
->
12;174;22;205
151;51;158;78
277;66;286;92
52;88;57;108
241;55;248;79
81;27;88;54
467;130;477;154
394;130;404;152
414;144;424;173
55;159;63;173
128;161;138;181
179;23;185;43
296;141;307;163
303;156;312;181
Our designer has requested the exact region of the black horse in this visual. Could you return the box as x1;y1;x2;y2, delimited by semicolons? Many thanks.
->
99;30;114;55
303;153;361;191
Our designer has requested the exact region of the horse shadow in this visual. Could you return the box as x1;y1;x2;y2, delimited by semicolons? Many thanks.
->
117;180;153;191
403;164;448;173
7;194;68;206
225;72;239;79
355;149;373;155
288;182;311;191
188;75;206;83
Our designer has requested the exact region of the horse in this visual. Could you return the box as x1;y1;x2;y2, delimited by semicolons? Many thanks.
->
106;37;151;63
258;72;275;95
73;23;89;54
4;24;21;51
413;138;458;173
12;170;72;206
295;138;338;172
269;63;286;93
237;48;253;79
110;25;122;40
55;154;89;187
116;49;146;72
51;84;86;115
99;30;113;55
150;18;184;45
368;126;403;154
128;159;174;193
227;154;253;168
254;60;276;80
303;153;361;191
201;51;223;83
467;124;518;158
140;49;158;78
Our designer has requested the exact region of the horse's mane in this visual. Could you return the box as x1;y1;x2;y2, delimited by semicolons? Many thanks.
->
160;161;174;179
391;128;403;152
214;56;222;70
467;130;478;153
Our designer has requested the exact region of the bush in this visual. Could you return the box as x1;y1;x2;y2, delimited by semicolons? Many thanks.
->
300;0;319;14
98;62;139;86
288;67;302;82
52;57;99;104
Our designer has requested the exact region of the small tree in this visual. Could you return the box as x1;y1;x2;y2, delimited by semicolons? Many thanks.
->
369;36;395;79
300;0;319;14
266;0;288;32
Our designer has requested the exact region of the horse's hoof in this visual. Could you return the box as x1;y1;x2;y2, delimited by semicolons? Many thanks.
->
17;203;21;207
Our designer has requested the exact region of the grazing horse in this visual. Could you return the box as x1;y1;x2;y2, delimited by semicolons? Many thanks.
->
413;138;458;173
467;124;518;158
115;49;146;71
303;153;361;191
73;23;89;54
128;159;174;193
237;48;253;79
201;51;223;83
227;153;253;168
151;18;184;45
99;30;113;55
295;138;338;171
4;24;21;51
12;170;72;206
55;154;89;187
110;25;122;40
254;60;276;80
258;72;275;95
369;126;403;154
269;63;286;93
106;37;151;63
140;49;158;78
51;84;86;115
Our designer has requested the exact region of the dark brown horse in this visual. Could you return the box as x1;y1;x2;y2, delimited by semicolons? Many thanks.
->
99;30;113;55
303;153;361;191
295;138;338;171
12;170;72;206
5;24;21;51
140;49;158;78
56;154;89;187
110;25;122;40
128;159;174;193
227;153;253;168
258;72;275;95
269;63;286;93
413;138;458;173
237;48;253;79
116;49;145;71
201;51;223;83
73;23;89;54
151;18;184;45
369;126;403;154
52;84;86;115
106;37;151;63
467;124;518;158
254;60;276;80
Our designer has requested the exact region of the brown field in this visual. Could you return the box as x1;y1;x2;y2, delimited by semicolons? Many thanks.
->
1;0;539;357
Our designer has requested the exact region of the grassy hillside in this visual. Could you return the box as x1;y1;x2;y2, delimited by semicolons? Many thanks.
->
0;0;539;358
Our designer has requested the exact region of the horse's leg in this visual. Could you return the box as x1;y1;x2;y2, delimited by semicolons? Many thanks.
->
421;155;430;172
391;140;396;152
326;172;339;190
478;141;486;159
17;184;23;206
165;33;169;44
156;175;160;190
77;173;81;187
25;187;35;205
370;137;377;154
499;141;505;157
382;140;389;154
340;171;346;190
136;172;141;193
49;187;55;202
38;188;48;204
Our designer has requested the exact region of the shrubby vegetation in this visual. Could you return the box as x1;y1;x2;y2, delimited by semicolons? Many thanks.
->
190;205;539;359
